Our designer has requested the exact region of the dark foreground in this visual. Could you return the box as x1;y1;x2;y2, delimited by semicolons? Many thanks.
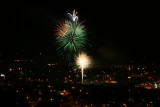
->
0;81;160;107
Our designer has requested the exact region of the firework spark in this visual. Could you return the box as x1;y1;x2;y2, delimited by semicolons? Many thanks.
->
76;52;90;84
67;9;78;22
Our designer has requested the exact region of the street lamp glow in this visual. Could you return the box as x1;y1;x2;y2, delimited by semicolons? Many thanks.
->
76;52;90;84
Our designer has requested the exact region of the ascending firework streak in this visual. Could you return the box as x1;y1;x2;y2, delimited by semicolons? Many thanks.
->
76;52;90;84
54;10;87;61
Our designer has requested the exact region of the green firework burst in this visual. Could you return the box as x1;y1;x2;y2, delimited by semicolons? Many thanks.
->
54;10;88;61
55;21;87;60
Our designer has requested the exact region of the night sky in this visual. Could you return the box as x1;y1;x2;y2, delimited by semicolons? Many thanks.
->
1;1;160;64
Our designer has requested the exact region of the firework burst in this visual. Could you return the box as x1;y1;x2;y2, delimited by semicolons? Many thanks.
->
76;52;91;84
54;10;87;61
54;20;70;39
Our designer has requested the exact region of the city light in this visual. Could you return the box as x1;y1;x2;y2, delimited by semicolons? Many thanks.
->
0;74;5;79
